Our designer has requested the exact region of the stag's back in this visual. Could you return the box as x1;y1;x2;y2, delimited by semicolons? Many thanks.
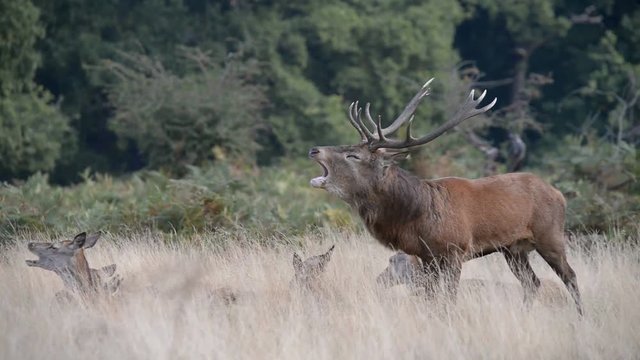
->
432;172;566;254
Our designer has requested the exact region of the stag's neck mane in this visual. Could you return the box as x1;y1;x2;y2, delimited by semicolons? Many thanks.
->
352;165;446;234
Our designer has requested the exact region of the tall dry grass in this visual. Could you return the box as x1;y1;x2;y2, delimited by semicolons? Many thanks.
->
1;230;639;359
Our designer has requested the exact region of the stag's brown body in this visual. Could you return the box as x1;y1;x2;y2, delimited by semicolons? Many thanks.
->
309;78;582;314
367;170;566;261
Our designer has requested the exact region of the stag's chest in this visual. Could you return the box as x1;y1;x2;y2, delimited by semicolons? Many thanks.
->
366;221;424;255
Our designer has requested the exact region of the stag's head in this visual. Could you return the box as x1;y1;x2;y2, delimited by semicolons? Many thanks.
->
309;143;386;200
309;78;496;200
26;232;102;291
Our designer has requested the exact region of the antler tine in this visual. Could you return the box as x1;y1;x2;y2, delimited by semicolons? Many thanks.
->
348;102;367;142
376;114;385;140
344;77;495;150
405;115;415;141
355;106;376;141
369;87;497;150
364;103;379;131
378;78;434;136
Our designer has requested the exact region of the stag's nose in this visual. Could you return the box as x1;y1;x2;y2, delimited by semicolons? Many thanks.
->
308;147;320;158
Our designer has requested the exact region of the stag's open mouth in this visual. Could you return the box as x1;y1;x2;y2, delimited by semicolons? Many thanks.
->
26;243;45;266
310;160;329;188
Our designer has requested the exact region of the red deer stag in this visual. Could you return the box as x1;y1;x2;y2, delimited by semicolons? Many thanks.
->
308;78;582;314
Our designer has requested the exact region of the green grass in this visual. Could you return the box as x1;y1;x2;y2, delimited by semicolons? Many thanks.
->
1;151;638;243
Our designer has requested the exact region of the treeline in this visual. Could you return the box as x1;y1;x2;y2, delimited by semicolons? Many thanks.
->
0;0;638;234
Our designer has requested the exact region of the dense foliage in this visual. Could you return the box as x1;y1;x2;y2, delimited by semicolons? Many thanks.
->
0;162;353;241
0;0;638;236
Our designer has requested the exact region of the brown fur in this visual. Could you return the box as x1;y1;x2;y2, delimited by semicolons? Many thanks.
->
26;232;122;297
310;144;582;314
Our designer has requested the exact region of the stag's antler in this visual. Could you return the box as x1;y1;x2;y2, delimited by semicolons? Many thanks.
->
348;78;497;150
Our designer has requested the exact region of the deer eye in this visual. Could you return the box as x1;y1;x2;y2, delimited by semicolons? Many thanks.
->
346;154;361;161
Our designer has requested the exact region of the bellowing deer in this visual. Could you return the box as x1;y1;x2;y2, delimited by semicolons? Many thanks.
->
309;78;583;314
26;232;122;297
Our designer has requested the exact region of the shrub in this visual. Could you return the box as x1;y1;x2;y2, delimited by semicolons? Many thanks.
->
99;48;266;174
0;161;353;242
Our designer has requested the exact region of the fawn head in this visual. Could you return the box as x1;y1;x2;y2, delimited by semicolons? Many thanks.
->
291;245;335;288
376;251;423;288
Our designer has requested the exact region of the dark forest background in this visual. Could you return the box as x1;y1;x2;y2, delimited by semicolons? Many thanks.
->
1;0;638;239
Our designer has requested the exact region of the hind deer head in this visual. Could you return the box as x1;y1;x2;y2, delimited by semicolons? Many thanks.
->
26;232;121;296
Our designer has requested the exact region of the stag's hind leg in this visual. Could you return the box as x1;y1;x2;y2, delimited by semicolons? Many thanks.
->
535;239;583;315
502;250;540;306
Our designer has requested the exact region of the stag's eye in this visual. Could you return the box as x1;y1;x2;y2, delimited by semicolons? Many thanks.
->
346;154;361;161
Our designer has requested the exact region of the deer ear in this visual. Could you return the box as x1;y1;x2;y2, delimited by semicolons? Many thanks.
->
83;232;102;249
325;244;335;256
71;232;87;249
293;253;304;273
377;148;410;161
315;245;335;272
389;150;411;162
322;245;335;262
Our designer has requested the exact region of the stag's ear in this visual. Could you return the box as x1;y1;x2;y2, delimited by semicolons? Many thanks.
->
377;148;410;162
100;264;117;277
293;253;304;273
83;232;102;249
389;150;411;161
71;232;87;249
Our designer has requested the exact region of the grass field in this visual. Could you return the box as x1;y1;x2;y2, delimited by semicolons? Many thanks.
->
1;230;639;359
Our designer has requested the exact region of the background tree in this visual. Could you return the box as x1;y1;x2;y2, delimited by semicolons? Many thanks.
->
98;48;265;174
0;0;71;180
0;0;638;233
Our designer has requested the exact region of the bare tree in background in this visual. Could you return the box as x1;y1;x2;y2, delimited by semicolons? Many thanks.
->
447;62;554;175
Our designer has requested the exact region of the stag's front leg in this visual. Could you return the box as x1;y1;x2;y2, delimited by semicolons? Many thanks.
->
422;256;462;303
422;258;440;299
440;256;462;303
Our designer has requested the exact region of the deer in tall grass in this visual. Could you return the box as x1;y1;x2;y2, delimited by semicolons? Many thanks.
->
291;244;335;291
208;245;336;304
26;232;122;298
309;78;583;314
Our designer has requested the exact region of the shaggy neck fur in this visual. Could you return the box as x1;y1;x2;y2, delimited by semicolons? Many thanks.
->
348;165;447;247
